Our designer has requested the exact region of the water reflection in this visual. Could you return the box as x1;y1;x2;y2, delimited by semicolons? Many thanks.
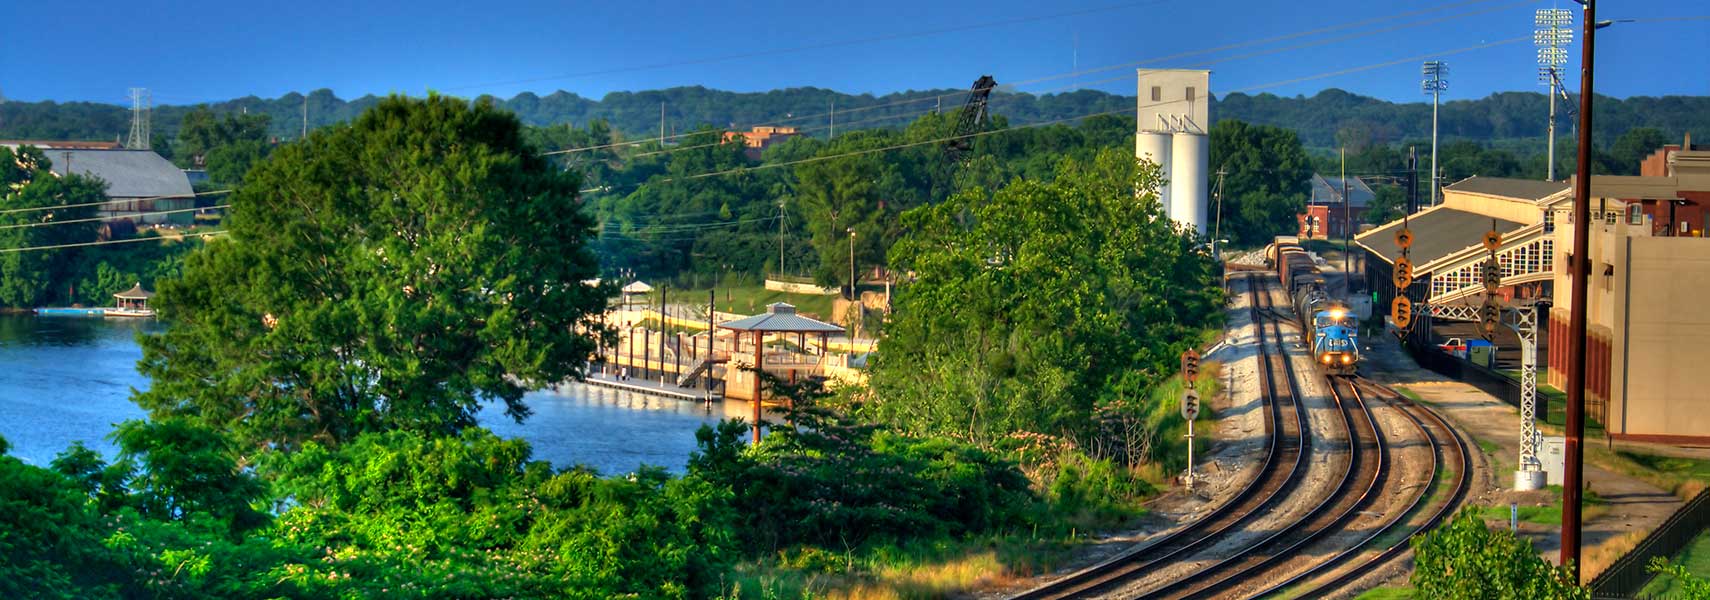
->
0;315;764;476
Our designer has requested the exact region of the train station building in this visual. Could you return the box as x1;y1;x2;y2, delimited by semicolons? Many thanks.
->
1356;138;1710;444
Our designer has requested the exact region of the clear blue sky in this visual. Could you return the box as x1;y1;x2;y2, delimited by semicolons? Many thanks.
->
2;0;1704;106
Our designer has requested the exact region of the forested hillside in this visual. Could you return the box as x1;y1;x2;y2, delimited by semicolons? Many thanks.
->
3;87;1706;156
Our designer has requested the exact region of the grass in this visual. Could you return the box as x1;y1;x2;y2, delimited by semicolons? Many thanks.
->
1641;530;1710;597
663;285;849;322
1391;386;1424;403
721;534;1085;600
1583;444;1710;500
1475;487;1608;527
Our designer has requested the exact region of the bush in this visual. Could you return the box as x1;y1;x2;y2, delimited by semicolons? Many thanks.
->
1411;510;1587;599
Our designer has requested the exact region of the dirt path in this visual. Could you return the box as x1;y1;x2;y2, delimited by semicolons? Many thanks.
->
1360;333;1682;580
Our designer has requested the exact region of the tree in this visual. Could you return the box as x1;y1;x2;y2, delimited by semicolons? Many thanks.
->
1209;120;1312;247
1609;127;1671;175
869;149;1221;443
136;95;613;450
0;151;105;308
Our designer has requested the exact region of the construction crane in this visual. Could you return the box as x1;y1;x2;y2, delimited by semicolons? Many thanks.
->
945;75;997;161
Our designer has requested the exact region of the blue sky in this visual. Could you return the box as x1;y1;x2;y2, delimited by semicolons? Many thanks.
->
2;0;1704;106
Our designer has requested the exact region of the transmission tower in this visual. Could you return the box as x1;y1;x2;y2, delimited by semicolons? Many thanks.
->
127;88;152;150
1536;8;1574;181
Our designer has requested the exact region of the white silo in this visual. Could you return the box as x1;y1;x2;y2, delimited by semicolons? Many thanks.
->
1136;69;1211;236
1136;132;1173;219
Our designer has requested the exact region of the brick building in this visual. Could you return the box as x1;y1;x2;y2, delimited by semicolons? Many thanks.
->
1297;174;1372;239
723;126;802;160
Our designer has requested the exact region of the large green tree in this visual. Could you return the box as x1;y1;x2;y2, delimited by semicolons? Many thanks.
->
1209;119;1312;247
173;107;273;185
0;148;105;308
136;95;612;449
869;149;1222;443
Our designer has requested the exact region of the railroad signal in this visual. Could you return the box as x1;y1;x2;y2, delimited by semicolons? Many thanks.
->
1483;229;1504;252
1395;256;1413;278
1181;388;1201;421
1395;228;1414;250
1181;349;1200;383
1392;296;1413;330
1482;260;1502;292
1394;269;1414;291
1480;301;1502;338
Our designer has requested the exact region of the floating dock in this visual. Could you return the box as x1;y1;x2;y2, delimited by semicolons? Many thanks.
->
35;307;106;317
577;373;721;402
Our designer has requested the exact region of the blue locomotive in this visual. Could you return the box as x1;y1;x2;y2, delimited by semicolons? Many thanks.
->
1266;236;1361;376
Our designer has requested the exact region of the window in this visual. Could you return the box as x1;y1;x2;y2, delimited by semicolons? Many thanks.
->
1186;86;1196;102
1543;209;1555;234
1627;204;1644;225
1151;86;1161;102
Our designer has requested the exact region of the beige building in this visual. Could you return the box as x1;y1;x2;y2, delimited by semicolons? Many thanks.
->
1547;144;1710;443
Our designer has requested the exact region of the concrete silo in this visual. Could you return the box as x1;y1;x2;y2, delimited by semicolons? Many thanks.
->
1136;69;1210;236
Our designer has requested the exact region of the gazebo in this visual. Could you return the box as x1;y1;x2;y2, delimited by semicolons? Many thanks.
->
111;282;155;317
620;280;654;311
717;302;846;442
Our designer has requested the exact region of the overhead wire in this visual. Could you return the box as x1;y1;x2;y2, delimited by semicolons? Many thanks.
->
541;0;1521;157
0;189;232;216
0;205;230;230
0;230;227;254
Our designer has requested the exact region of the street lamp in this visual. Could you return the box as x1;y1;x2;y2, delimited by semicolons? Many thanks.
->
1421;61;1449;207
1536;8;1573;181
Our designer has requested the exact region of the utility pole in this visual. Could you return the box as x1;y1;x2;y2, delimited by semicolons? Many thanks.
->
659;102;666;146
302;93;309;139
126;88;151;150
1562;0;1595;580
829;99;836;139
1341;147;1351;278
1213;168;1227;257
846;228;856;301
778;199;786;277
1407;146;1420;215
1422;62;1448;207
1538;8;1574;181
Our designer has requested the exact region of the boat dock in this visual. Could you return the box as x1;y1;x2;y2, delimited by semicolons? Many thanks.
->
578;372;721;402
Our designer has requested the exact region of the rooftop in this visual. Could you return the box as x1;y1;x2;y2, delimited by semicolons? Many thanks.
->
1356;206;1526;270
1309;174;1374;208
718;302;845;333
1444;176;1569;201
40;149;193;199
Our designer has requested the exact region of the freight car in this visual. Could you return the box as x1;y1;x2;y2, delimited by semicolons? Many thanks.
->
1267;236;1360;376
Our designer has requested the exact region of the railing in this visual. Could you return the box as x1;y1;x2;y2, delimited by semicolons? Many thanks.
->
1401;342;1523;409
1589;486;1710;599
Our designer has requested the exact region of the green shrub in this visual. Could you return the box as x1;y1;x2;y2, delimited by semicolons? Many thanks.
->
1412;510;1587;599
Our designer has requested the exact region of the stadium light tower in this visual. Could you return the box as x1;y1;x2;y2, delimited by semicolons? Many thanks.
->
1536;8;1574;181
1421;61;1448;207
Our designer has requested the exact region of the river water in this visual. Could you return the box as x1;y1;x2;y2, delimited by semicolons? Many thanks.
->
0;315;752;474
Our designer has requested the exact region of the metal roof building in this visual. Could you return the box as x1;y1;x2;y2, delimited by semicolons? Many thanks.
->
21;148;196;226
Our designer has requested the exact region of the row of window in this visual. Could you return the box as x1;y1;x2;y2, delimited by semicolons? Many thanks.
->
1427;236;1554;299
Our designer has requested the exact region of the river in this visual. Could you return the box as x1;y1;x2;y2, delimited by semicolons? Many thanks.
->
0;315;753;475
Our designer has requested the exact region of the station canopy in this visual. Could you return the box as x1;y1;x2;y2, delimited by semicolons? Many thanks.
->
717;302;844;333
621;281;654;294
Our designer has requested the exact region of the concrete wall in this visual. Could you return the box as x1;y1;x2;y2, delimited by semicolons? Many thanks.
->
1610;236;1710;442
764;279;840;295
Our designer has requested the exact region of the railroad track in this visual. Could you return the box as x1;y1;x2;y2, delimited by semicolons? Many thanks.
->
1247;377;1473;599
1132;375;1384;600
1009;272;1308;600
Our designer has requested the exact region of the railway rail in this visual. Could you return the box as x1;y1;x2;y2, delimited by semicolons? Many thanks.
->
1132;376;1384;600
1009;272;1308;600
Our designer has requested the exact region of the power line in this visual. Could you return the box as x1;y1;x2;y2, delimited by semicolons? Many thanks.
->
0;205;230;230
441;0;1180;93
0;189;232;216
582;37;1530;198
541;0;1517;157
0;230;226;254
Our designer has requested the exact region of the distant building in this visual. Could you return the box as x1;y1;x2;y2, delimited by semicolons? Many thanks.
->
723;126;802;160
1298;174;1374;239
0;143;195;226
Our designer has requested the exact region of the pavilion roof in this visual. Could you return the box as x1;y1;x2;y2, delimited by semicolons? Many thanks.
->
717;302;844;333
114;283;154;300
621;280;654;294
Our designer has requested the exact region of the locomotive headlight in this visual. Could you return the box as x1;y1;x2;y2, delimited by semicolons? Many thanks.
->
1341;354;1353;365
1321;354;1332;364
1329;309;1345;319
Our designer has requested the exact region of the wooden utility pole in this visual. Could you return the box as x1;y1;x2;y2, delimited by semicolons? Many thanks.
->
1562;0;1596;579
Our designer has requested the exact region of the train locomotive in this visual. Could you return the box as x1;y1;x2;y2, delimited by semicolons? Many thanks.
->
1264;236;1361;376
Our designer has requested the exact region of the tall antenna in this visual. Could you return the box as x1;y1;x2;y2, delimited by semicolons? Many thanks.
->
1421;61;1448;207
126;88;152;150
1536;8;1574;181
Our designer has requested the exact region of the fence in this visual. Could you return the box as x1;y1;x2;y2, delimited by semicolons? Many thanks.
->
1401;342;1524;409
1589;486;1710;599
